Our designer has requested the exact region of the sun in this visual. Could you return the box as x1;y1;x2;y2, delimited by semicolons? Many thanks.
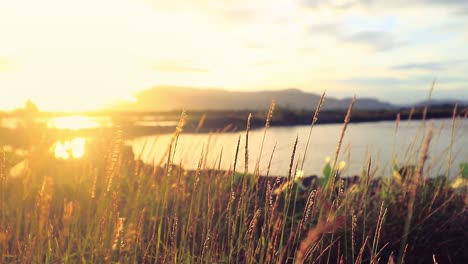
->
52;137;87;160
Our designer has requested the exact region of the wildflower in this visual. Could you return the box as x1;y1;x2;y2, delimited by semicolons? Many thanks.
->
295;170;305;178
274;171;308;195
393;170;402;185
450;177;467;190
273;181;291;195
338;161;346;171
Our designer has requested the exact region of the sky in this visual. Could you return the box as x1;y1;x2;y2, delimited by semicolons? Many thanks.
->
0;0;467;111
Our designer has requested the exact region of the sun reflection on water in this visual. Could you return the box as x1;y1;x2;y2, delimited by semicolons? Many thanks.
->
48;115;100;130
52;138;86;160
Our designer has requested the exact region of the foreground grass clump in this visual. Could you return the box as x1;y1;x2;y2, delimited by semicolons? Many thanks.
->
0;102;467;264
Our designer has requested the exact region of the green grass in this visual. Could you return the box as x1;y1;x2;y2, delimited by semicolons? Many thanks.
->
0;101;467;264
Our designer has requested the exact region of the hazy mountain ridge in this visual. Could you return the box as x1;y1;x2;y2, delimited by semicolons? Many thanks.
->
412;99;468;108
114;86;397;111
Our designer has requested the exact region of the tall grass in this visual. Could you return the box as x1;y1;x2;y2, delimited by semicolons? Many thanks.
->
0;97;466;264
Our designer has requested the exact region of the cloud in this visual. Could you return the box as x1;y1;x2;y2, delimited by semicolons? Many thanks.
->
338;76;468;87
337;77;410;86
223;8;258;23
146;61;208;73
245;43;266;49
302;0;360;10
308;22;341;35
391;62;444;71
302;0;468;11
0;56;14;71
340;31;401;51
335;75;468;103
455;7;468;16
425;0;468;6
391;60;468;71
308;20;402;52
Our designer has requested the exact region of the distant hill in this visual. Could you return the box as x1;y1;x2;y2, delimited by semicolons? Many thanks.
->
411;99;468;108
112;86;396;111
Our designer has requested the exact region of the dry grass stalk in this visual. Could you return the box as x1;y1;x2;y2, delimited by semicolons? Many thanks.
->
400;244;408;264
232;135;241;178
399;124;433;263
106;126;123;193
265;143;277;177
266;217;283;263
98;207;110;246
266;100;275;129
170;215;179;252
255;100;276;176
288;136;299;181
38;176;53;236
61;201;74;238
137;207;147;241
372;202;388;259
22;236;37;264
201;229;211;261
301;91;326;171
408;107;415;121
0;231;9;247
311;236;340;264
0;149;5;186
157;110;186;167
246;209;262;259
337;179;345;206
193;149;204;192
121;223;137;253
414;124;433;185
354;236;369;264
112;216;125;251
90;168;98;199
293;189;318;244
246;209;262;239
395;113;401;134
245;113;252;175
446;104;457;177
196;113;206;132
329;97;355;192
295;213;344;264
351;211;357;261
422;79;436;124
112;191;120;219
302;190;317;226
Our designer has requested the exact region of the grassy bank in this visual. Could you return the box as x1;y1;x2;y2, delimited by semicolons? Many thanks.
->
0;99;467;263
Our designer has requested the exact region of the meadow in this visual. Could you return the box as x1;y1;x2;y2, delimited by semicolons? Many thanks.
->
0;96;467;264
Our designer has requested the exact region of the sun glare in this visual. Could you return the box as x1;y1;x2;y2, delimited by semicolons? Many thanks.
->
53;137;86;160
48;115;100;130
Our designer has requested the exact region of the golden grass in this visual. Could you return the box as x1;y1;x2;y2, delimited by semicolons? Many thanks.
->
0;95;466;263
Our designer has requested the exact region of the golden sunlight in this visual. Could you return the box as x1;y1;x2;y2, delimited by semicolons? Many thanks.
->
47;115;100;130
52;137;86;160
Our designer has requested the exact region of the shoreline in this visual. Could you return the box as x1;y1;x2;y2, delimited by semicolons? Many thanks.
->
0;106;466;147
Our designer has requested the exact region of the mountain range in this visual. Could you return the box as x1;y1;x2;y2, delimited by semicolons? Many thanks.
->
112;86;400;111
110;86;468;112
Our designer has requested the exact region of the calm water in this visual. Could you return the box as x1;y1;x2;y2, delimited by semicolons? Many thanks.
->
130;118;467;177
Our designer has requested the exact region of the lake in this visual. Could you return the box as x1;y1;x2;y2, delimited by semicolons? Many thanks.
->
129;118;467;178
